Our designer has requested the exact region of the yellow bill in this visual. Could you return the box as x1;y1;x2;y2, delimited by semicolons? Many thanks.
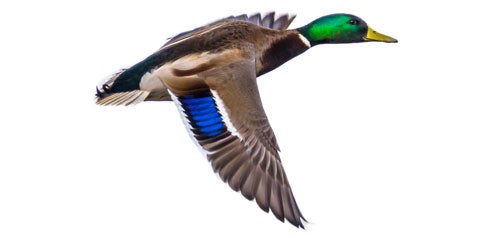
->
364;27;398;43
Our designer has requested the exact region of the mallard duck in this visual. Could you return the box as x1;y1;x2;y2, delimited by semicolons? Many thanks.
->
95;12;397;228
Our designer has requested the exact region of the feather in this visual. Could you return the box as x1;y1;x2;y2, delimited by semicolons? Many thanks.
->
269;181;285;221
228;159;253;192
248;13;262;26
219;152;246;185
95;90;149;106
255;174;271;212
262;12;275;29
240;167;259;200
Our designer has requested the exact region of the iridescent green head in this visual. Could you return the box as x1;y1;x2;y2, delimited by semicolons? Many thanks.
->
297;14;397;46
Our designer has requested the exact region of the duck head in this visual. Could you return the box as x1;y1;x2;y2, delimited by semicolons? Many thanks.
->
297;13;397;46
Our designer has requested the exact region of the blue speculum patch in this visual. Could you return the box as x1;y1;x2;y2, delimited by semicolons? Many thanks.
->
179;93;226;138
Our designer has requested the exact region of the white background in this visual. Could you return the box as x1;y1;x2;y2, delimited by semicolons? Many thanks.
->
1;0;499;237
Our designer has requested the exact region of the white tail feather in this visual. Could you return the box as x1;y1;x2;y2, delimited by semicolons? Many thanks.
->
96;90;150;106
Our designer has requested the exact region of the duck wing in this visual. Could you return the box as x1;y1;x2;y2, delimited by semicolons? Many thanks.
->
162;12;296;48
160;46;306;228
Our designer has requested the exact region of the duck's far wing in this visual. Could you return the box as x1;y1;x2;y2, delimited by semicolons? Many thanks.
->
165;49;306;228
234;12;296;30
162;12;296;49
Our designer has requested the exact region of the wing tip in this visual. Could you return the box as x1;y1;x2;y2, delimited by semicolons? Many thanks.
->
234;12;296;30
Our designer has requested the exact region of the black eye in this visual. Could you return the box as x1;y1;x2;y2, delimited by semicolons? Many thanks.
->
349;19;359;25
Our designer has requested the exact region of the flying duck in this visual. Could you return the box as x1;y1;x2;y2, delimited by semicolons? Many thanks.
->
95;12;397;228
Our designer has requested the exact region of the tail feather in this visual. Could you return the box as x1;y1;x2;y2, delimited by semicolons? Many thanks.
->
95;69;150;106
96;90;150;106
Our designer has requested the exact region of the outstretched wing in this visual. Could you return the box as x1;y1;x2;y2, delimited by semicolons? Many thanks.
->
161;47;306;228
